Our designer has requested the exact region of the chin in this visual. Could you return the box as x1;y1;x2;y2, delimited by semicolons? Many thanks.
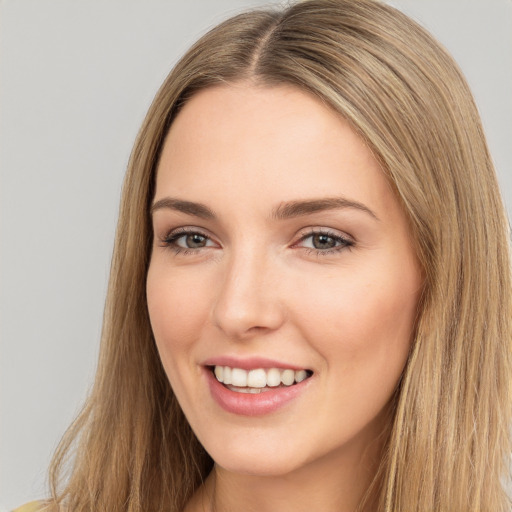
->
214;455;303;478
204;436;313;478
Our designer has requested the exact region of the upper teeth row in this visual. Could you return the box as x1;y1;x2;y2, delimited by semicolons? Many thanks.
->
214;366;309;388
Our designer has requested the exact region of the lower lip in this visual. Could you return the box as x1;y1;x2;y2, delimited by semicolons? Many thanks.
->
205;368;312;416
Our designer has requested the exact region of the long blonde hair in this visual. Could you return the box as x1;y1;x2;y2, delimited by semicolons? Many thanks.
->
48;1;512;510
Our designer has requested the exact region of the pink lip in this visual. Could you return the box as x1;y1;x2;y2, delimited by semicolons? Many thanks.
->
204;367;312;416
202;356;307;371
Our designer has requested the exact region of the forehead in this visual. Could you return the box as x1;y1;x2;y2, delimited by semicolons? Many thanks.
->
155;83;394;217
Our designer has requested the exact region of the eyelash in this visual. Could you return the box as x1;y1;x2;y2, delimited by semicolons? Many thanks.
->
160;227;213;255
159;227;354;256
297;228;354;256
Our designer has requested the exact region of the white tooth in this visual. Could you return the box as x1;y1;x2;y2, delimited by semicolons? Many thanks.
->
214;366;224;383
295;370;308;383
247;369;266;388
281;369;295;386
249;387;261;394
231;368;248;387
266;368;281;387
223;366;232;385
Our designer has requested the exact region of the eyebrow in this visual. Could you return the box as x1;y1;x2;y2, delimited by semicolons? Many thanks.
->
271;197;379;221
150;196;379;221
150;197;215;219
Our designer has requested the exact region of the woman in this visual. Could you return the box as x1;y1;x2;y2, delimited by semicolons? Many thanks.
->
19;0;512;510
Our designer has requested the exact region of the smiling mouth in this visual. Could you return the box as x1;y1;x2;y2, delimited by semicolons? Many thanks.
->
209;365;313;394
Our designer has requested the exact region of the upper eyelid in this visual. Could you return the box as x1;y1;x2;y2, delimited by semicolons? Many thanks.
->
163;226;213;239
297;227;354;242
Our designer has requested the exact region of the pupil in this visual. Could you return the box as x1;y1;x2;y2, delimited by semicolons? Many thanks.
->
313;234;335;249
186;234;206;248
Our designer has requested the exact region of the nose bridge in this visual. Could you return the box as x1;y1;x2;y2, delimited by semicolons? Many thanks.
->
212;242;283;339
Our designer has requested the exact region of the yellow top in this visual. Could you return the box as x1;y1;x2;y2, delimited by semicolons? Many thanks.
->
12;502;45;512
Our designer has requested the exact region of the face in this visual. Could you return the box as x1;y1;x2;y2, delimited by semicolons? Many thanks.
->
147;83;422;477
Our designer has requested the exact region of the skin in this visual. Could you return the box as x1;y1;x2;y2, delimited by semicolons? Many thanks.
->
147;83;423;512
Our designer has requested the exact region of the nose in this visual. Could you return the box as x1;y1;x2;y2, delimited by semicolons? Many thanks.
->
211;248;285;340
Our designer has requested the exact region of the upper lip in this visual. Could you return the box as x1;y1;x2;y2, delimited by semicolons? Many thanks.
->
202;356;310;371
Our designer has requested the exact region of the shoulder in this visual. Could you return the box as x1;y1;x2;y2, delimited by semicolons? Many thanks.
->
12;502;47;512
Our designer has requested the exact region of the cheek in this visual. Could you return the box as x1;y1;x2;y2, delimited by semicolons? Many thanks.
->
146;265;212;365
297;258;420;375
296;265;419;434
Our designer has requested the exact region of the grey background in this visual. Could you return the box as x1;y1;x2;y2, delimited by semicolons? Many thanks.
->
1;0;510;508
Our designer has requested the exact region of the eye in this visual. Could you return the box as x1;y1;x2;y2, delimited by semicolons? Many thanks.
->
161;228;216;252
297;229;353;254
309;233;338;250
177;233;209;249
